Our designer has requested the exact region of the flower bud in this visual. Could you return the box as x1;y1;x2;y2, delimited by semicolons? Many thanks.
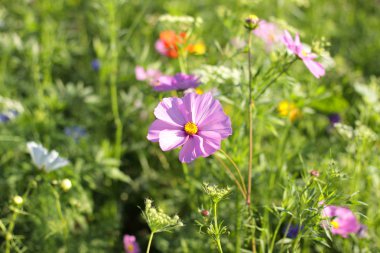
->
244;14;260;30
310;170;320;177
201;209;210;217
13;195;23;205
60;179;72;192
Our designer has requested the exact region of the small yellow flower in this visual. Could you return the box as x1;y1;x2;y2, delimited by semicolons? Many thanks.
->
278;100;301;122
331;220;340;229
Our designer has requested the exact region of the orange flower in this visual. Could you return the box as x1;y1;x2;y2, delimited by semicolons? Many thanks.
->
155;30;206;58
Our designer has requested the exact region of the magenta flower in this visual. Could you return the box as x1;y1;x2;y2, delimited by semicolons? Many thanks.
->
123;235;140;253
321;205;361;238
135;66;163;86
147;92;232;163
282;30;325;78
253;20;282;50
154;73;202;92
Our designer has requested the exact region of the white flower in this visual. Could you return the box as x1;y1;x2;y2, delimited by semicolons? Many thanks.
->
60;179;72;192
27;142;69;172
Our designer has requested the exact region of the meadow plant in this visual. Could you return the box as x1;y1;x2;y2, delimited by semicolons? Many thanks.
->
1;1;379;252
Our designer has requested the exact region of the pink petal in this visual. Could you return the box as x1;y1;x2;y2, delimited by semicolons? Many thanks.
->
199;117;232;139
182;92;216;124
283;30;293;47
179;136;208;163
135;66;147;81
147;119;182;142
303;58;325;78
155;40;168;56
197;131;222;155
154;97;186;127
158;130;188;151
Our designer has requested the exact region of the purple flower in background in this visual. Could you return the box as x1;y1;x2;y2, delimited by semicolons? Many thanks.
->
64;126;87;141
282;224;303;238
0;109;19;123
322;205;361;238
0;113;10;123
328;113;341;126
123;235;140;253
282;31;325;78
91;59;101;72
154;73;201;92
147;92;232;163
253;20;282;50
135;66;163;86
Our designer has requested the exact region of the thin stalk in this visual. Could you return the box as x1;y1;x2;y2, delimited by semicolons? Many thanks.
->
214;155;246;199
108;0;123;160
146;232;155;253
218;149;246;193
247;31;254;207
213;202;223;253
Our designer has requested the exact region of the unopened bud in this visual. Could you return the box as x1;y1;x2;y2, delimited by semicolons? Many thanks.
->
310;170;320;177
244;14;260;30
13;195;23;205
201;209;210;217
60;179;72;192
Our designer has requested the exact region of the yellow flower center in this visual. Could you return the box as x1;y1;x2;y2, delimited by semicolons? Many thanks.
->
301;50;309;57
184;122;198;135
195;88;203;95
331;220;340;229
126;244;134;252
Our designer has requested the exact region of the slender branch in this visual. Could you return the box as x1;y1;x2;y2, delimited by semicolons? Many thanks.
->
146;232;155;253
218;149;247;193
247;31;254;206
213;202;223;253
214;155;246;199
254;57;297;101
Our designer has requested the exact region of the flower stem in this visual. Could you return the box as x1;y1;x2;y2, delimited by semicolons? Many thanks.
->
247;30;254;207
213;202;223;253
107;0;123;160
146;232;155;253
218;149;247;193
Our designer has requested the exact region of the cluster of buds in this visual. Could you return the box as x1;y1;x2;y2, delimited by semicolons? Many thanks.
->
142;199;183;233
202;183;231;204
244;14;260;30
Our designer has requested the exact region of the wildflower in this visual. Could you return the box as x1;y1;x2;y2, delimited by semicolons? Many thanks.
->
193;65;241;85
253;20;282;50
321;205;362;238
282;224;303;238
244;14;260;30
282;31;325;78
0;96;23;123
154;73;202;92
60;179;72;192
328;113;341;126
27;142;69;172
155;30;186;58
147;92;232;163
64;126;86;141
135;66;163;86
202;183;231;204
278;101;301;122
186;42;206;55
13;195;23;205
91;59;101;72
123;235;141;253
142;199;183;233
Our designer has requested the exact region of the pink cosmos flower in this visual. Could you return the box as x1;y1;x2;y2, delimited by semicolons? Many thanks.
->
147;92;232;163
123;235;140;253
282;30;325;78
321;205;361;238
154;73;202;92
253;20;282;50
